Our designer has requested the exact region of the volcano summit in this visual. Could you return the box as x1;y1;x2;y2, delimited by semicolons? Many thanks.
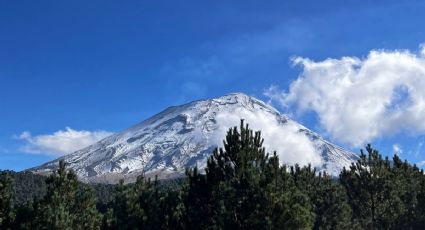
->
31;93;358;183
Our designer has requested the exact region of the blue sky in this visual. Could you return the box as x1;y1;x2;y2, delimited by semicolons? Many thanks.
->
2;1;425;170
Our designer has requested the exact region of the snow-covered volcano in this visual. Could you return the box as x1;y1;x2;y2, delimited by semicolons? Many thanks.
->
31;93;358;183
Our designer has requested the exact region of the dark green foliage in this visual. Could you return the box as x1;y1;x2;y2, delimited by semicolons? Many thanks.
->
75;187;103;230
288;165;353;229
35;160;78;229
35;160;102;229
340;145;391;229
105;176;186;230
3;170;117;209
0;171;15;229
186;120;314;229
91;183;118;207
3;121;425;229
8;171;47;206
340;144;425;229
12;200;37;229
311;174;353;230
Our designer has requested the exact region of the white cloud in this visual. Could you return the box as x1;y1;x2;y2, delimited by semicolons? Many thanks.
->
211;108;323;167
393;144;402;155
16;127;113;157
266;44;425;147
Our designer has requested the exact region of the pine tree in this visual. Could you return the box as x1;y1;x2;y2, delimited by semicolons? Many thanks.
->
184;167;212;229
340;144;403;229
108;176;172;230
0;172;15;229
36;160;78;229
414;172;425;228
187;120;315;229
204;120;270;229
13;200;37;229
133;176;160;229
157;187;186;230
262;154;315;230
36;160;101;230
74;187;102;230
391;155;425;228
312;173;353;230
107;179;137;229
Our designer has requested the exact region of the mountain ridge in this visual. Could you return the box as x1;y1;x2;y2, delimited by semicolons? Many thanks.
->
30;93;358;183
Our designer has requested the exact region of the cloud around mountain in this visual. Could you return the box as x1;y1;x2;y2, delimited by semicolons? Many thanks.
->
266;44;425;147
16;127;113;157
212;108;323;168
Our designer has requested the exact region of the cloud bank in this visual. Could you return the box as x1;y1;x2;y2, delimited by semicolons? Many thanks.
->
212;109;323;167
17;127;113;157
266;45;425;147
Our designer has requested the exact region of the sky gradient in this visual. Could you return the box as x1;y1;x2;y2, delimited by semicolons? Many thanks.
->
2;1;425;170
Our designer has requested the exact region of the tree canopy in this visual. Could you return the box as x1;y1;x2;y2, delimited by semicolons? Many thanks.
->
2;120;425;229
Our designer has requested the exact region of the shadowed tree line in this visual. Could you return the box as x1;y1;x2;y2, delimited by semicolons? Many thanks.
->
2;120;425;229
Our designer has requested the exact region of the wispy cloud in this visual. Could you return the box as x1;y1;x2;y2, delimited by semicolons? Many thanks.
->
16;127;113;157
266;44;425;147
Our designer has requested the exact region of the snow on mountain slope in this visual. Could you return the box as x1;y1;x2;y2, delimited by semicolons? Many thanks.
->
30;93;358;183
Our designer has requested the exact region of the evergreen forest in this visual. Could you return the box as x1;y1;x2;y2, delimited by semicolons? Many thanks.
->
2;120;425;229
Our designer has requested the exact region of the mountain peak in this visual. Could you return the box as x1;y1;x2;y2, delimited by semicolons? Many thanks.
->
221;92;251;99
31;93;358;183
214;92;254;105
207;92;280;115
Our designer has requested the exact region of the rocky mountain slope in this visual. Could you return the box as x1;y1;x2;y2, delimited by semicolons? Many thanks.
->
31;93;358;183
